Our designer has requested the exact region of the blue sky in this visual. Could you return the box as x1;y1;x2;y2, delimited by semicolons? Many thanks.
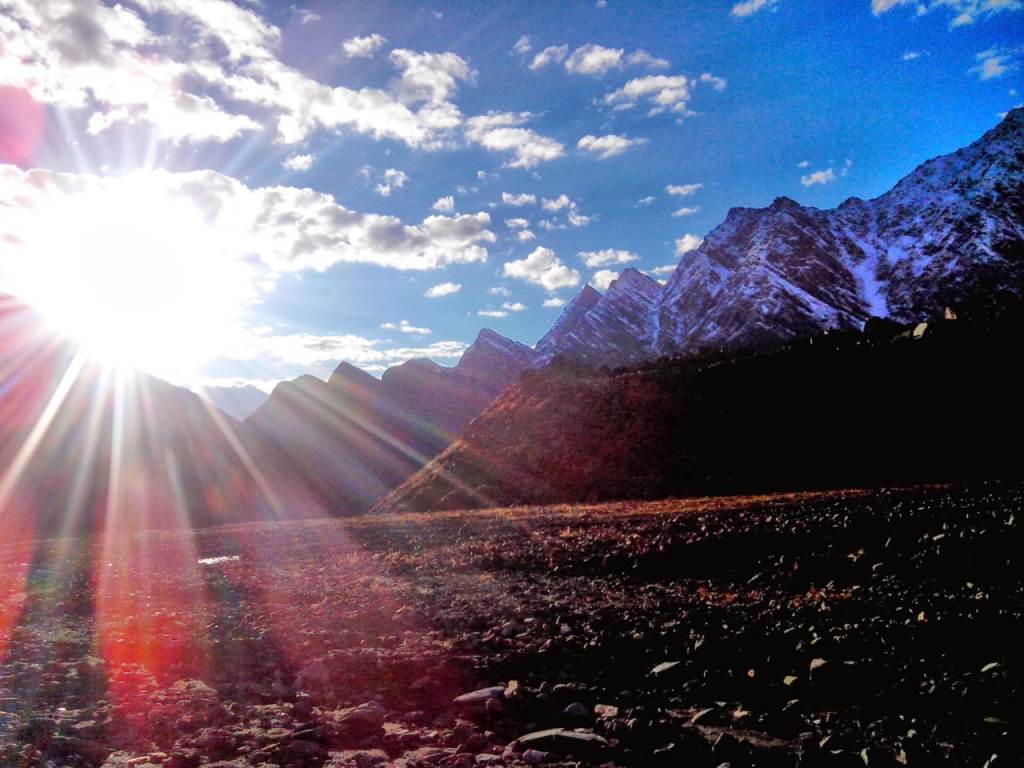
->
0;0;1021;388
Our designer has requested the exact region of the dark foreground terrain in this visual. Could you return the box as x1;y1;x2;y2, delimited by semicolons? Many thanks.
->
1;483;1020;767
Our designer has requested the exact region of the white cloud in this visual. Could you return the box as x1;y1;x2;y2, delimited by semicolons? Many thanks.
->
505;217;531;228
627;50;671;69
342;33;388;58
699;72;728;91
381;319;432;335
636;195;656;206
675;234;704;256
512;35;532;55
578;133;648;159
282;153;315;172
797;160;811;168
544;297;566;307
672;206;701;217
516;230;536;242
649;264;678;275
541;194;572;212
666;183;703;196
488;286;511;296
424;281;462;298
565;44;624;76
502;301;526;312
591;269;619;291
295;9;321;24
605;75;693;115
529;44;570;70
970;46;1022;80
250;332;465;369
466;112;566;169
902;50;924;61
578;249;639;268
390;48;474;106
0;1;472;148
432;195;455;212
731;0;780;16
872;0;1022;28
800;167;837;186
478;309;509;318
502;192;537;206
375;168;409;196
0;165;495;279
503;246;581;290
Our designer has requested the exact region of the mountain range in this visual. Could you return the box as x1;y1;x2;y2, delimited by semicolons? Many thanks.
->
2;109;1022;531
244;107;1024;514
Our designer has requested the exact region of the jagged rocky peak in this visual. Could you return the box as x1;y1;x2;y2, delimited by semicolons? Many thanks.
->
328;361;383;392
536;284;602;354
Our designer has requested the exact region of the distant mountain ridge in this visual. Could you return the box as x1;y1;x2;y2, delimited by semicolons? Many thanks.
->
250;108;1024;515
537;107;1024;366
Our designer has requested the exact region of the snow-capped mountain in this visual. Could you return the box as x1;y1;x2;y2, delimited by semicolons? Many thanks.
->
541;107;1024;362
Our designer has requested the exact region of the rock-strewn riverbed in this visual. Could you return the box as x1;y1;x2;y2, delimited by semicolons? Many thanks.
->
1;483;1020;767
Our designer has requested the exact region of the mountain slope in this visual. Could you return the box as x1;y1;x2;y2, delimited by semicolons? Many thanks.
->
0;296;305;537
538;108;1024;363
244;328;539;513
377;299;1024;513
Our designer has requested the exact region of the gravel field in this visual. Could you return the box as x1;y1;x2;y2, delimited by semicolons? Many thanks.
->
0;483;1020;767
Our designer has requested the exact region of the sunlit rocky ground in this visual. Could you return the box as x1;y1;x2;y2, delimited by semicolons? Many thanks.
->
1;483;1020;767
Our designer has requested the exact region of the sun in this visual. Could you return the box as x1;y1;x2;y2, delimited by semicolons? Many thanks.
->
1;172;256;384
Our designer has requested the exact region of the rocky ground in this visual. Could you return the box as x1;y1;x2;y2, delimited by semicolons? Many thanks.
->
0;483;1020;767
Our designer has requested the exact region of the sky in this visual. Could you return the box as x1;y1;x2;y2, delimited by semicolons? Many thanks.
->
0;0;1021;390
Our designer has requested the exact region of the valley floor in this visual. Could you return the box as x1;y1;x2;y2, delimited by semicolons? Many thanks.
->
0;484;1020;767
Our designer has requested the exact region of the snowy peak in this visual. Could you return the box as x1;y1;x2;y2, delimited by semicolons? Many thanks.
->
536;284;602;354
649;108;1024;354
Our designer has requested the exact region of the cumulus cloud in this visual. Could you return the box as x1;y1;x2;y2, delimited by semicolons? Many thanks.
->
544;297;566;307
503;246;581;290
636;195;656;206
529;44;570;70
675;234;704;256
424;281;462;298
0;0;473;148
381;319;432;335
970;46;1022;80
342;33;388;58
800;167;837;186
667;183;703;196
516;230;536;242
505;217;531;228
605;75;693;115
627;50;670;69
902;50;924;61
502;192;537;206
282;153;315;172
565;44;624;76
512;35;532;55
0;165;496;279
699;72;728;91
466;112;566;169
375;168;409;196
672;206;701;217
541;194;572;212
578;249;639;268
577;133;648;159
488;286;512;296
432;195;455;212
649;264;679;276
502;301;526;312
591;269;619;291
731;0;781;17
249;332;466;369
536;195;592;228
478;309;509;318
871;0;1022;27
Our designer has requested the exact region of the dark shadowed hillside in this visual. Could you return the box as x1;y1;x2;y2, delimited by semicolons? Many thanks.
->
378;294;1024;513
